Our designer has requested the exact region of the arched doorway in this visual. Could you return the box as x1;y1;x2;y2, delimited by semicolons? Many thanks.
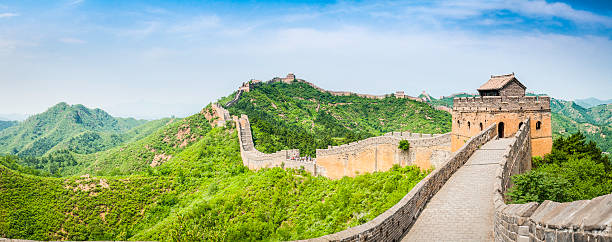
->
498;122;505;138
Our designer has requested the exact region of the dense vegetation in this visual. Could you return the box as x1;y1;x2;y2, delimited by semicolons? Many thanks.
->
0;120;17;131
0;126;429;241
507;132;612;203
75;113;210;176
550;99;611;153
228;81;451;156
0;102;170;157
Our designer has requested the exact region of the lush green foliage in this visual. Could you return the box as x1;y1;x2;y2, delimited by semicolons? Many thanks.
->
0;102;170;157
228;81;451;156
550;100;612;153
76;113;211;176
0;163;180;241
0;120;17;131
398;140;410;151
137;165;427;241
1;126;429;241
507;133;612;204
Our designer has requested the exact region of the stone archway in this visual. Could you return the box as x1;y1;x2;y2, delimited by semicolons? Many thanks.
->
498;122;505;138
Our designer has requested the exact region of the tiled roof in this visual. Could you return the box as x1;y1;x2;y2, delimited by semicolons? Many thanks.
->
478;73;525;91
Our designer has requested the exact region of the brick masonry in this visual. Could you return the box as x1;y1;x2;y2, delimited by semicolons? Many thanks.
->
294;123;498;241
234;113;452;179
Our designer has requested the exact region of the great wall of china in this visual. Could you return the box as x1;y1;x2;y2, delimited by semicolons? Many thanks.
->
205;74;610;241
210;74;453;180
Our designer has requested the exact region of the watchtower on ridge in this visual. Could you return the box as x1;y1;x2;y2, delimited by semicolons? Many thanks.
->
451;73;552;157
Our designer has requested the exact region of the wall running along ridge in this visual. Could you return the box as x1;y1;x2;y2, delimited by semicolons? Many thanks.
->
315;132;451;179
237;73;426;102
492;118;612;242
233;114;451;179
294;123;498;241
234;114;317;174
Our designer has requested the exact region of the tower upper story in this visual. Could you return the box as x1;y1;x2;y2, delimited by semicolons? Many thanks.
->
477;73;526;97
454;73;550;113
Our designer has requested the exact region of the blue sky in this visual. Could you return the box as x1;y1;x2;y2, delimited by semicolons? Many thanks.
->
1;0;611;119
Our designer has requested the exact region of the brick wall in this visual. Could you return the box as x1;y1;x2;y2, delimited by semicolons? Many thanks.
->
295;123;498;241
492;119;612;242
499;80;526;97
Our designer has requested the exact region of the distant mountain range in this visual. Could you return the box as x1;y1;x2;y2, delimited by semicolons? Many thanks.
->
574;97;612;109
0;102;173;157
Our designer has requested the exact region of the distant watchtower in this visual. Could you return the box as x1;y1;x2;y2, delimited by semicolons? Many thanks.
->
451;73;552;157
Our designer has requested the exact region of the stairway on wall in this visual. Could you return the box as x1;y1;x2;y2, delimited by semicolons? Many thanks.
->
402;138;514;241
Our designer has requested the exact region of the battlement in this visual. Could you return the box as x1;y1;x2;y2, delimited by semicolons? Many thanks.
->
453;95;551;112
249;73;424;102
316;132;450;157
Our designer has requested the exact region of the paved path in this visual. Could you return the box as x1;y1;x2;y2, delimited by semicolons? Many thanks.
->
402;138;513;242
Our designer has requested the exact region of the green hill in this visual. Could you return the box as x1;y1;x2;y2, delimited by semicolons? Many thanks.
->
0;120;17;131
227;81;451;156
574;97;612;109
0;103;165;157
550;100;611;153
0;126;429;241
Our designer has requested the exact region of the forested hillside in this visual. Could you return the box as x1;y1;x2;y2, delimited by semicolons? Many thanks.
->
0;126;429;241
550;100;611;153
227;81;451;156
0;102;156;157
0;120;17;131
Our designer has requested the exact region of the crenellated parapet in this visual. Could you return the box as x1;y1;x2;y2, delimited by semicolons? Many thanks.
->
492;118;612;241
451;78;552;157
234;115;317;174
232;111;451;179
453;96;551;112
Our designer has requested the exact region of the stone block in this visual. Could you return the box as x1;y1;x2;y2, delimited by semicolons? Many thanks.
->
518;225;530;236
556;231;571;242
544;230;556;242
535;226;545;240
517;235;530;242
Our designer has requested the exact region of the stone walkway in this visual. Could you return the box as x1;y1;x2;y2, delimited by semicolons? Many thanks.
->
402;138;514;242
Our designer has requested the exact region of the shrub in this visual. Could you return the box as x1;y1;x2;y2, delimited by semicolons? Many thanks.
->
398;140;410;151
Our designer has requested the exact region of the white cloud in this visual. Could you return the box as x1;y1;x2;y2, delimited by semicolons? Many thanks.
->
59;37;86;44
169;15;220;33
0;12;18;18
353;0;612;27
508;0;612;26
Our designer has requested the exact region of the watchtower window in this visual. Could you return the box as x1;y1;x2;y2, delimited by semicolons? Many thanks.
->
479;123;483;131
468;121;471;130
519;122;523;129
457;120;460;128
536;121;541;130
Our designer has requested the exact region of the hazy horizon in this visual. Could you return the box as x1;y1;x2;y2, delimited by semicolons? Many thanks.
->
1;0;611;119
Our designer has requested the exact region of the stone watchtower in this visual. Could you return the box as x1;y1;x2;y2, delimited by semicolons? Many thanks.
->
451;73;552;157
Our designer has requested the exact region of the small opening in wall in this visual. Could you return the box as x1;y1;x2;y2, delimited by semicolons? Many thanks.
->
480;123;483;131
536;121;541;130
519;122;523;129
468;121;471;130
457;120;460;128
